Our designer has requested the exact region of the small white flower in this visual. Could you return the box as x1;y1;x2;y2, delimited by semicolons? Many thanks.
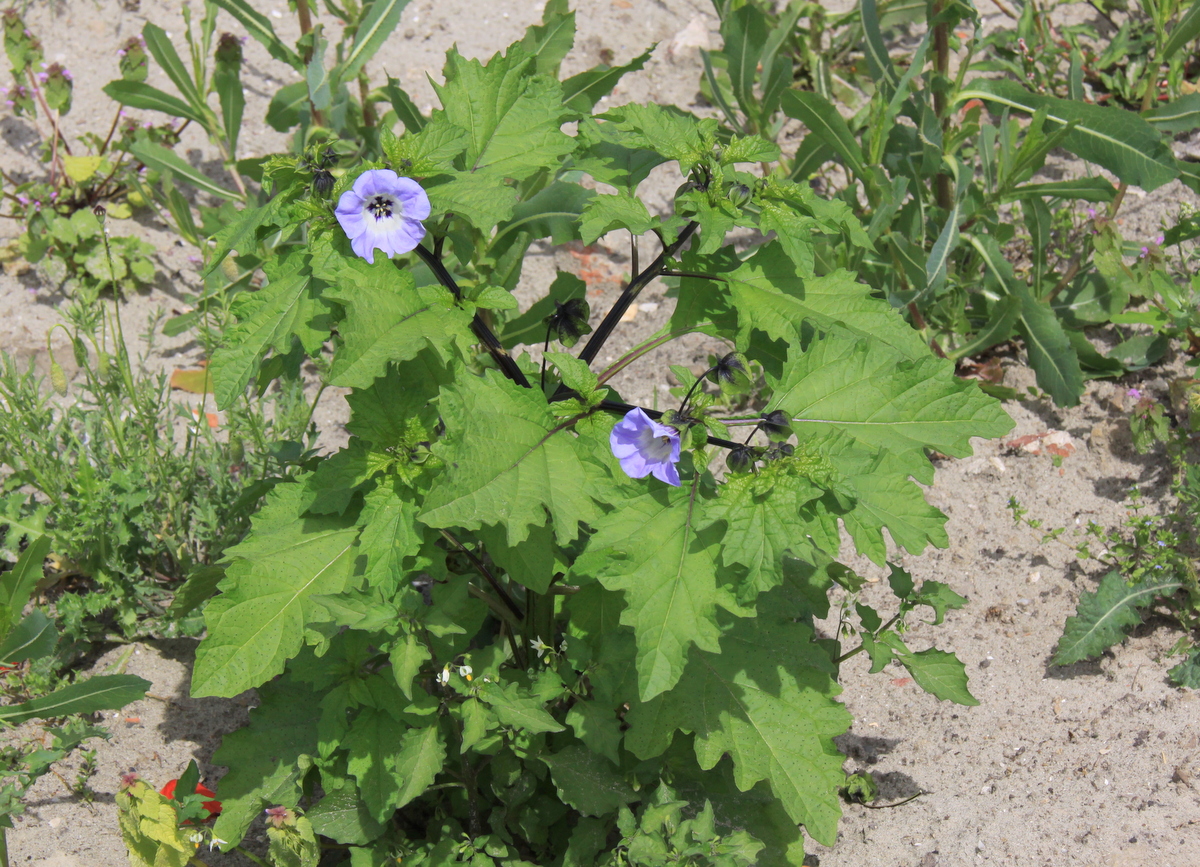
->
530;637;551;658
437;665;451;685
457;664;473;682
209;837;228;851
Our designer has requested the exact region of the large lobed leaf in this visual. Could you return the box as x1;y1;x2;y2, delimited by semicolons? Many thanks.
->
418;371;605;546
571;478;740;702
192;484;360;697
625;610;851;847
1054;571;1183;665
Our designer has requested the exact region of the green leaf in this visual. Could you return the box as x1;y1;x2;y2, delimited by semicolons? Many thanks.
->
1001;178;1119;202
494;180;595;246
142;23;204;115
1163;0;1200;61
573;118;669;194
359;480;425;592
341;0;409;79
425;171;518;232
1051;271;1129;328
418;371;604;546
389;628;431;700
433;46;573;181
781;91;865;179
0;674;149;723
960;79;1178;191
579;193;655;245
167;565;227;618
382;114;469;175
307;783;385;846
701;467;825;605
210;252;326;408
323;259;472;389
724;5;768;114
562;48;653;113
910;580;968;626
599;103;718;170
520;0;576;77
542;743;637;817
476;679;566;734
1168;648;1200;689
0;534;50;634
192;484;360;697
882;635;978;705
767;333;1013;478
130;141;240;201
214;67;245;155
266;81;309;132
566;700;623;766
478;520;557;595
1053;571;1184;665
572;478;732;702
721;134;780;165
625;611;850;847
211;0;303;69
203;189;298;277
212;680;321;849
347;712;444;822
947;295;1021;360
0;610;56;664
674;243;931;362
102;80;207;126
305;27;332;112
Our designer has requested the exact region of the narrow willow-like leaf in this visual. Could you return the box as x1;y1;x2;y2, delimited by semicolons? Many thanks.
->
210;0;303;69
131;141;240;200
341;0;410;79
0;674;150;723
1054;571;1184;665
562;48;653;113
1144;92;1200;132
1001;177;1118;202
0;609;56;664
102;80;207;127
780;91;865;179
947;295;1021;360
960;79;1178;190
1162;0;1200;61
142;23;205;114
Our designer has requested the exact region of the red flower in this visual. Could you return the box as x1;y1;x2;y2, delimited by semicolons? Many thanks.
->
160;778;223;821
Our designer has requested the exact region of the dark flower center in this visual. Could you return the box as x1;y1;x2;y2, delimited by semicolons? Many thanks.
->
367;194;396;219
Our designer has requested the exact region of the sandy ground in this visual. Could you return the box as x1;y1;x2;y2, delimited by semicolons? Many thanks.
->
3;1;1200;865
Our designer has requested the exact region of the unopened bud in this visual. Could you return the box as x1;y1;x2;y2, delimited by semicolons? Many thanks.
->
118;36;148;83
546;297;592;349
49;357;68;397
726;445;756;474
727;183;751;209
759;410;792;442
707;352;752;395
214;33;243;69
312;169;334;197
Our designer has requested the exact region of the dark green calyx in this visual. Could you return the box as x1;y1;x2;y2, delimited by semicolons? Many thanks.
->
760;410;792;442
726;445;757;474
707;352;752;395
545;298;592;348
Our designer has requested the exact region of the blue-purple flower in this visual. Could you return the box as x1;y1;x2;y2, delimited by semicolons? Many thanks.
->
610;408;681;486
335;169;431;264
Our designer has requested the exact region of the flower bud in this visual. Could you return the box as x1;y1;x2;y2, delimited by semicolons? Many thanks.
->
214;33;244;71
118;37;148;83
727;183;751;209
49;355;68;397
706;352;752;395
42;63;72;114
726;445;756;474
311;169;334;197
764;442;794;461
228;436;245;467
759;410;792;442
546;297;592;348
5;83;34;117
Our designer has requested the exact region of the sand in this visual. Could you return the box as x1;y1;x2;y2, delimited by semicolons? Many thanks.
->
2;1;1198;865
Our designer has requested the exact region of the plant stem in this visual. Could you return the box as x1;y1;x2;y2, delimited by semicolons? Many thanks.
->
410;247;531;388
439;530;524;620
932;0;953;211
296;0;314;61
835;611;904;664
595;326;707;385
577;221;699;365
232;844;270;867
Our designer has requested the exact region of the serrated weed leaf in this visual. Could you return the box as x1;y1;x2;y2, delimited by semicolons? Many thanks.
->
419;371;603;546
